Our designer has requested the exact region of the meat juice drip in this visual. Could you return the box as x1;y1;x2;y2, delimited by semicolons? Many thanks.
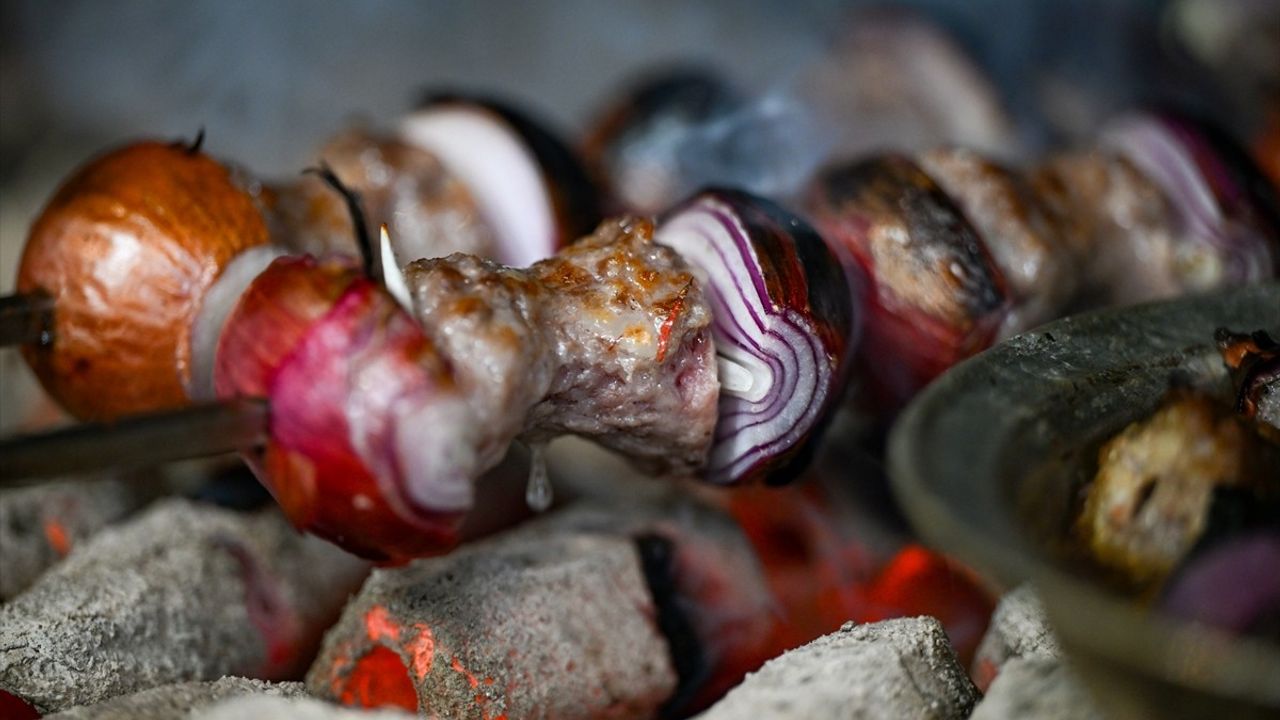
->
526;442;553;512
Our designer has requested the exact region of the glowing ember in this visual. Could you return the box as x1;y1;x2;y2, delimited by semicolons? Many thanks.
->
337;646;418;712
43;519;71;557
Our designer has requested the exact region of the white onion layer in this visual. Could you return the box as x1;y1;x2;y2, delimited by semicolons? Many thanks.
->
380;225;414;312
400;106;555;267
187;244;287;400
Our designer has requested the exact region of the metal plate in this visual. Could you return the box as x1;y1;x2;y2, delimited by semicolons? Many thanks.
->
889;282;1280;719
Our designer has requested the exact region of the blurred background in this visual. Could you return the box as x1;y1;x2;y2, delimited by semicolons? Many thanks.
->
1;0;1277;427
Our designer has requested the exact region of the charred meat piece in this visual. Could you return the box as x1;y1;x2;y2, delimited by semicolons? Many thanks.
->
918;148;1077;337
806;155;1009;415
268;95;601;269
1032;149;1183;306
404;216;719;479
1217;328;1280;440
1076;392;1270;586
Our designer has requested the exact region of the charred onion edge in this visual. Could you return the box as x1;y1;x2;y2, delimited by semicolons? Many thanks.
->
656;188;854;485
1216;327;1280;419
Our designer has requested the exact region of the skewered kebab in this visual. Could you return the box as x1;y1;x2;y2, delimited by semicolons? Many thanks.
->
9;94;599;422
215;199;849;560
582;9;1020;220
6;105;1273;557
270;94;600;268
3;136;855;561
806;109;1280;414
592;77;1278;416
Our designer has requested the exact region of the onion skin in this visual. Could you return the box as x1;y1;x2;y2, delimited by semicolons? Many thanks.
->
17;141;270;421
215;256;464;562
805;155;1009;415
418;93;602;247
659;189;855;485
1157;111;1280;255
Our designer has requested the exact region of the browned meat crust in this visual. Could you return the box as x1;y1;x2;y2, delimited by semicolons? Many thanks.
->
404;217;719;477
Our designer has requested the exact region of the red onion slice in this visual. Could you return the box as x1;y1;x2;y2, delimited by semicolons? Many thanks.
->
656;189;854;485
1162;532;1280;635
214;256;468;561
400;95;599;266
1103;111;1279;290
806;155;1009;415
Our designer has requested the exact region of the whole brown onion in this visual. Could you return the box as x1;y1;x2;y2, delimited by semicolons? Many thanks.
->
17;140;270;421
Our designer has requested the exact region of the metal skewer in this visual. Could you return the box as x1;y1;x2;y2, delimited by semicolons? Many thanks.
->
0;397;269;486
0;292;55;347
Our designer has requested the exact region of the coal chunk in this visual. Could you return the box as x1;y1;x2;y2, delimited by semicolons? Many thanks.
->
695;617;979;720
194;694;415;719
0;500;368;713
973;585;1061;690
0;475;154;599
970;657;1103;720
45;677;307;720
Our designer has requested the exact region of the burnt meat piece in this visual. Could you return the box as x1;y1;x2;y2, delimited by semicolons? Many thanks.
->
1076;392;1266;586
919;148;1077;337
